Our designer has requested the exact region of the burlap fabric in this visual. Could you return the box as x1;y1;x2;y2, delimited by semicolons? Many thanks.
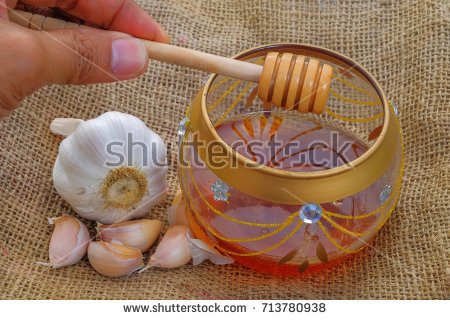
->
0;0;448;299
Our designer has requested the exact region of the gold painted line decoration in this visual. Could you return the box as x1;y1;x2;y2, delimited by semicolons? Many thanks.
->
325;108;383;123
323;177;401;220
317;221;364;254
210;77;232;92
321;212;370;237
187;192;295;243
207;80;242;113
214;82;253;126
214;221;304;257
186;157;298;227
332;76;379;100
180;151;302;248
205;57;265;115
330;88;380;106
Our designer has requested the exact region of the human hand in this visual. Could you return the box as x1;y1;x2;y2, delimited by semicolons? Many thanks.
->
0;0;169;117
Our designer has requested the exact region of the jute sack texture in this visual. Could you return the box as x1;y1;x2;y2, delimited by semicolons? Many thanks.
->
0;0;448;299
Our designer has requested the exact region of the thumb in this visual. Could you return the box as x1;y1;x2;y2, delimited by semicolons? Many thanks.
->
36;27;149;85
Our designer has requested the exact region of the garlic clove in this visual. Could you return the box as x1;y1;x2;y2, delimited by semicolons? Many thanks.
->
97;219;162;253
87;241;144;277
50;118;85;137
142;225;191;270
166;205;180;226
186;232;234;266
43;215;90;268
167;191;189;227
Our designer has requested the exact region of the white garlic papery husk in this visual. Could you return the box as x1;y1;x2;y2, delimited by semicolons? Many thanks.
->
166;192;233;266
50;118;85;136
52;112;168;224
142;225;191;270
41;215;90;268
97;219;162;253
167;192;189;227
186;232;234;266
88;240;144;277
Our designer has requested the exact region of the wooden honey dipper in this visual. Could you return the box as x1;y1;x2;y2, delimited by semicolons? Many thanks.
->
9;9;333;114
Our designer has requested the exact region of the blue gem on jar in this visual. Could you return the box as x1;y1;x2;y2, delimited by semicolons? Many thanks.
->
299;203;322;224
379;184;392;202
211;179;229;201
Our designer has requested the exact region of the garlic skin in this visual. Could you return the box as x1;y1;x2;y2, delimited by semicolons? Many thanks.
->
52;112;168;224
166;192;233;266
187;232;234;266
50;118;85;136
167;191;189;227
46;215;90;268
88;241;144;277
97;219;162;253
145;225;191;269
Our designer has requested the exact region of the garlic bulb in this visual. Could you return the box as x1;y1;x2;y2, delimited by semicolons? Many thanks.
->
88;240;144;277
142;225;191;270
97;219;162;253
187;232;234;266
40;215;90;268
51;112;168;224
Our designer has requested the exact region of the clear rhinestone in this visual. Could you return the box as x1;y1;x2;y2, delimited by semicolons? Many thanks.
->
178;117;190;145
379;185;392;202
299;203;322;224
211;179;229;201
261;228;271;234
201;76;210;86
178;117;189;138
213;193;228;201
389;100;398;115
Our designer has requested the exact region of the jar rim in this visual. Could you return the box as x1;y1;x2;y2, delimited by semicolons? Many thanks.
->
188;43;400;204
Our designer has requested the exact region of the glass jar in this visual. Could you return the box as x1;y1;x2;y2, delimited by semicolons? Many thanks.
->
178;44;403;275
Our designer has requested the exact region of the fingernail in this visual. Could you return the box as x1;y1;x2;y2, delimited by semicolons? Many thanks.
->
111;38;147;75
159;29;171;44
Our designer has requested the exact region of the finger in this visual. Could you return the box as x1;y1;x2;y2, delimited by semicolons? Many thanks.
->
6;0;18;8
18;0;169;42
35;27;150;85
0;0;9;19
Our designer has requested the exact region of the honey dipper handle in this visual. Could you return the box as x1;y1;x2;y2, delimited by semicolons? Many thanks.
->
8;9;263;83
141;41;262;83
